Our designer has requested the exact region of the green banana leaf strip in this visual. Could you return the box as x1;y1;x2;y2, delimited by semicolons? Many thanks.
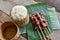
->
24;2;53;40
26;21;40;40
47;8;60;30
19;26;26;34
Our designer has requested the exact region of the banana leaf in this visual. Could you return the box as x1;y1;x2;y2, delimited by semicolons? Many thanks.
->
24;2;53;40
47;8;60;29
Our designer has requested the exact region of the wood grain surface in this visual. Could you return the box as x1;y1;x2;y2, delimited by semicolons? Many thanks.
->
0;11;27;40
0;0;36;40
0;0;60;40
0;0;36;15
0;10;60;40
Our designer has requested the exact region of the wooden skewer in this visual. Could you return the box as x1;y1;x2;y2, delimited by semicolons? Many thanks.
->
45;28;52;40
47;27;55;40
38;25;46;40
37;30;42;40
39;16;52;40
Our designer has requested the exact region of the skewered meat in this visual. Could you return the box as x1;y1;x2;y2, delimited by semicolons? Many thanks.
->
30;13;53;40
30;13;48;30
30;13;52;40
30;14;47;40
36;13;48;28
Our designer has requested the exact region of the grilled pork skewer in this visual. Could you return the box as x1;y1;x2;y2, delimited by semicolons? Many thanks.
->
36;13;48;28
30;13;54;40
30;15;43;40
36;13;52;40
38;13;54;40
30;15;46;40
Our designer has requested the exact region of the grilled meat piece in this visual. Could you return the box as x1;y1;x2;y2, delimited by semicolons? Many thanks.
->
30;13;48;30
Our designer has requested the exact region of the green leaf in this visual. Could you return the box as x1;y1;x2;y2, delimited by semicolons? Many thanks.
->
25;2;53;40
47;8;60;30
19;2;59;40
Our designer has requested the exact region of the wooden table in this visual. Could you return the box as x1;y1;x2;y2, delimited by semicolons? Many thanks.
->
0;9;60;40
0;0;60;40
0;0;36;40
0;11;27;40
